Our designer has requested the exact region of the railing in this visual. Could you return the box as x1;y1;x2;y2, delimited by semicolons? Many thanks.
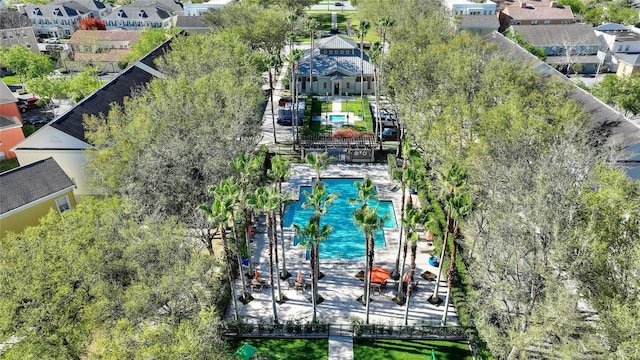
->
299;135;377;148
221;320;470;341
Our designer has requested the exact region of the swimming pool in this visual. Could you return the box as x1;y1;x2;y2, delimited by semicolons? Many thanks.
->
283;178;397;260
329;114;346;122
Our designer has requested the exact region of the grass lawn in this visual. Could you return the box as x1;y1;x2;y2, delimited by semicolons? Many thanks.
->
306;11;380;43
1;75;21;85
228;338;328;360
353;339;473;360
342;98;372;132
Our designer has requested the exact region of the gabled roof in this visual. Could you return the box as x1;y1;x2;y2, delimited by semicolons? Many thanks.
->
0;82;17;105
0;157;75;215
595;23;630;32
51;0;110;11
175;15;207;28
459;15;500;28
133;0;183;13
46;35;175;143
617;53;640;66
503;0;574;21
105;6;171;21
483;31;640;149
512;24;598;47
316;35;358;50
298;52;374;77
25;4;85;18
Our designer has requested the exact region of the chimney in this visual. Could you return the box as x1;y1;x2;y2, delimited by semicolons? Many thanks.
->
550;1;557;7
520;2;527;8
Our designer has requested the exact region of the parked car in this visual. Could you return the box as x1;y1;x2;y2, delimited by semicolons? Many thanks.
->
25;116;52;125
277;117;303;126
18;97;39;112
378;127;398;141
334;2;343;6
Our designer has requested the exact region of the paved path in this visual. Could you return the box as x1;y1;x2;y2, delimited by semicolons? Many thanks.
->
332;99;342;113
328;336;353;360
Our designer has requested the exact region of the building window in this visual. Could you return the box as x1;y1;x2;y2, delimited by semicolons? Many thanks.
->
55;195;72;213
531;20;538;25
544;20;551;24
346;82;350;88
512;21;520;25
323;82;327;89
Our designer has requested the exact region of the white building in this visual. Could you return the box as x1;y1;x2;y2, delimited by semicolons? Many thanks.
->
183;0;236;16
445;0;497;16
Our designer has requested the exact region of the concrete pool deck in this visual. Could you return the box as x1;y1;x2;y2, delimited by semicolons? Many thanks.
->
233;163;458;326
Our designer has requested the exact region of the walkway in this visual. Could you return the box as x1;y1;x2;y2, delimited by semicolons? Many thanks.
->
332;99;342;113
328;336;353;360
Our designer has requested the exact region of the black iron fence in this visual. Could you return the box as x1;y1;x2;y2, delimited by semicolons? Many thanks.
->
221;320;470;341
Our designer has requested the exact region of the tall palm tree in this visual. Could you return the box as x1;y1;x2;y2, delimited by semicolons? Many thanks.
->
429;164;467;304
391;141;421;279
265;54;279;144
306;151;332;184
446;192;473;288
215;179;250;302
200;196;240;320
249;186;286;321
268;155;293;279
306;18;320;95
368;42;382;149
293;216;333;323
402;205;423;325
230;153;262;277
357;20;371;114
301;181;338;282
376;17;394;55
353;205;387;324
286;48;304;147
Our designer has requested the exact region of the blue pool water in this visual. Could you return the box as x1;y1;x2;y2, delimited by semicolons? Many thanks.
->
283;178;397;260
329;114;346;122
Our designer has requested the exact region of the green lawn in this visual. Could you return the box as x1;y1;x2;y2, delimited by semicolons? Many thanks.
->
342;98;372;132
228;338;328;360
1;75;21;85
306;11;380;44
353;339;473;360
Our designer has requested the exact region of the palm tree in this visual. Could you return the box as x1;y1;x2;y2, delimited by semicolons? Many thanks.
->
230;153;262;277
368;42;382;149
391;141;421;280
305;151;332;184
429;164;467;304
446;192;473;288
402;206;423;324
214;179;250;302
306;18;320;95
265;54;279;144
353;205;387;324
249;186;286;321
376;17;394;55
357;20;371;114
200;196;240;320
268;155;293;279
286;48;304;147
301;181;338;282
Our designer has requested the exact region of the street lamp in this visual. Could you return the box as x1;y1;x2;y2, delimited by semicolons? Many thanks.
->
325;92;329;121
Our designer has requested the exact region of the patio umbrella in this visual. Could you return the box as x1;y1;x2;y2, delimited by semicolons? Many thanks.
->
236;342;258;360
368;266;391;283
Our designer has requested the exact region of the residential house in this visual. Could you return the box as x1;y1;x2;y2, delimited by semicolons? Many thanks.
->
51;0;112;19
445;0;497;16
11;36;175;196
65;29;141;72
484;31;640;155
458;15;500;36
183;0;235;16
594;23;640;73
23;3;93;37
0;26;38;52
0;82;24;160
0;157;76;239
296;35;375;96
102;6;173;30
511;24;602;73
133;0;183;15
499;0;574;32
616;54;640;76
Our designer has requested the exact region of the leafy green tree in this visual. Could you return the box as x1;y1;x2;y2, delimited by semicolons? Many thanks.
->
64;67;102;102
123;28;176;67
24;76;66;113
0;46;53;85
305;151;332;183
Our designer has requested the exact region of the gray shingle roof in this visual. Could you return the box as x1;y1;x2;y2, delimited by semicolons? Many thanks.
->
46;35;176;143
298;53;374;76
459;15;500;28
104;6;171;21
512;24;598;47
617;53;640;66
175;15;207;28
0;157;75;214
316;35;358;50
25;4;85;17
483;31;640;149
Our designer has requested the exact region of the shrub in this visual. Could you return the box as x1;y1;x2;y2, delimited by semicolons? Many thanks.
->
332;127;362;139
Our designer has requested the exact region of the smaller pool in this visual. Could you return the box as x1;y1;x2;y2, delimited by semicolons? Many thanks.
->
329;114;346;122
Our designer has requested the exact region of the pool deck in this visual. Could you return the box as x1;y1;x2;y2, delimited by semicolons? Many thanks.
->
233;163;458;326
